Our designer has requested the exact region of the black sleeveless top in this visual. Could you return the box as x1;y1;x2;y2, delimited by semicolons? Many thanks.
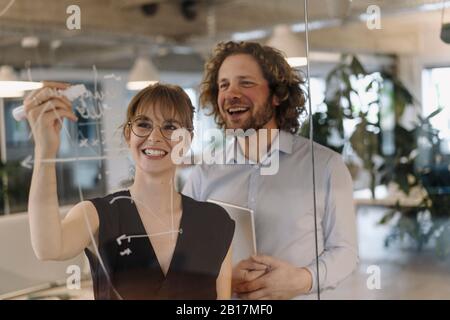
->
84;190;235;300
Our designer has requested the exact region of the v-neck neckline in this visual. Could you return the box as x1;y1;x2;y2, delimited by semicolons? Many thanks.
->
126;189;186;279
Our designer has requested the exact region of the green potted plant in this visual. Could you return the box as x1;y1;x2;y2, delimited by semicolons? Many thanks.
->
379;110;450;257
301;54;383;198
302;54;450;257
0;160;30;215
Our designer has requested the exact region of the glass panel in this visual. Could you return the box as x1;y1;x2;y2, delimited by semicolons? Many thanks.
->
304;0;450;299
0;0;448;301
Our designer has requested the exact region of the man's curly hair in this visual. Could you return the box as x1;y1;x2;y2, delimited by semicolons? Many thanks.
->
200;41;306;133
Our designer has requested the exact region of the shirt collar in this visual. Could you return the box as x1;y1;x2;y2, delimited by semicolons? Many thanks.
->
277;130;294;155
225;129;294;164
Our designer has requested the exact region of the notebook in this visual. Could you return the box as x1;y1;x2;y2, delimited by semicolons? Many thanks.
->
207;199;257;265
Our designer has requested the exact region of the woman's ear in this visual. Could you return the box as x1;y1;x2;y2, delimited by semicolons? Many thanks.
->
124;125;131;146
183;130;193;151
182;129;193;154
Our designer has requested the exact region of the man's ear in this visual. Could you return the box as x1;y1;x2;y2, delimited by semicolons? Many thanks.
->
272;95;280;107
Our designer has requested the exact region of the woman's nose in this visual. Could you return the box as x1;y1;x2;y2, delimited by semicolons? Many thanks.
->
147;125;163;142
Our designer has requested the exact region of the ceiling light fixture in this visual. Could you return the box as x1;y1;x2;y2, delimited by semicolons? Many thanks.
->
0;65;42;98
127;56;160;91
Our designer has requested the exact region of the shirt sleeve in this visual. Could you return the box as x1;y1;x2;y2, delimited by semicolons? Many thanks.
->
305;153;359;293
181;164;204;201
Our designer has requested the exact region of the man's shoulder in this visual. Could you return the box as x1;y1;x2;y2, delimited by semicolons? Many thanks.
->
292;133;338;154
290;133;344;165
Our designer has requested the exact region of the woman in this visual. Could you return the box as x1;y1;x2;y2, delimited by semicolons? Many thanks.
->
25;82;234;299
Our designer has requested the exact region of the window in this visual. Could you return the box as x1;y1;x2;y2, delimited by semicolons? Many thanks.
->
0;82;106;215
422;67;450;154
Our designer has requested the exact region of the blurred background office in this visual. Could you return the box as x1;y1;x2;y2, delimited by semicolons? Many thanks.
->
0;0;449;299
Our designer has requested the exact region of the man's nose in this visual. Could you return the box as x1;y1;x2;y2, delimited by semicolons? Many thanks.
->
224;83;242;101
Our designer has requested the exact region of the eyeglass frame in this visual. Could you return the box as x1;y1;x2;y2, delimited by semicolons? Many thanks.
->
127;117;193;141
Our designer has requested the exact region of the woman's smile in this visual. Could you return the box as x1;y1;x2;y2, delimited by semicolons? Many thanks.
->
141;146;169;160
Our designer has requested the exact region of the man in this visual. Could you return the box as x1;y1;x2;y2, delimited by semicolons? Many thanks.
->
182;41;358;299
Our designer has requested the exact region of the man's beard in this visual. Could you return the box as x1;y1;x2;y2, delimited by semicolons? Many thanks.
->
224;98;275;131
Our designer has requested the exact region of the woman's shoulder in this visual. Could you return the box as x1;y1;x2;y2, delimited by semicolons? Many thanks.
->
86;190;131;218
89;189;130;204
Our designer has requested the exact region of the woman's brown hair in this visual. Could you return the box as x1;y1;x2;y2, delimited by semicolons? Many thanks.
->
122;83;195;140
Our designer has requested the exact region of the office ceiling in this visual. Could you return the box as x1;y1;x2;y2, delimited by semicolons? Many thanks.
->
0;0;448;70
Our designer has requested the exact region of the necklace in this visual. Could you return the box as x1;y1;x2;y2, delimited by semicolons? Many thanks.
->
127;178;182;240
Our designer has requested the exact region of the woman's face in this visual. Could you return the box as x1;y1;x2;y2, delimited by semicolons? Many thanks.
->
127;103;188;177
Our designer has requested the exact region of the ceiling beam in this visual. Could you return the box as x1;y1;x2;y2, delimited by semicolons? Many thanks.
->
110;0;170;9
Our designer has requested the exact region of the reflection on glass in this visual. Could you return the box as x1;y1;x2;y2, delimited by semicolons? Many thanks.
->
0;0;449;301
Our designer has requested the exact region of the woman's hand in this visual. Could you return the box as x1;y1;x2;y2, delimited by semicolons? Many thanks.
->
25;82;98;261
24;81;78;157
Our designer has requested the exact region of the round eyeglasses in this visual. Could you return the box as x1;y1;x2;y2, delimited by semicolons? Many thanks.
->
128;118;192;141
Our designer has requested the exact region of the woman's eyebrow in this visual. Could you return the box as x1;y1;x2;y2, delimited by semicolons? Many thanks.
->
134;115;181;124
135;115;151;120
164;119;182;124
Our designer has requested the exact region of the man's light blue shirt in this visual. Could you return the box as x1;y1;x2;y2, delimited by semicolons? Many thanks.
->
182;130;358;298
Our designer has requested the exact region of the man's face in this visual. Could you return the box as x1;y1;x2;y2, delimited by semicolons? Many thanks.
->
217;54;278;130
